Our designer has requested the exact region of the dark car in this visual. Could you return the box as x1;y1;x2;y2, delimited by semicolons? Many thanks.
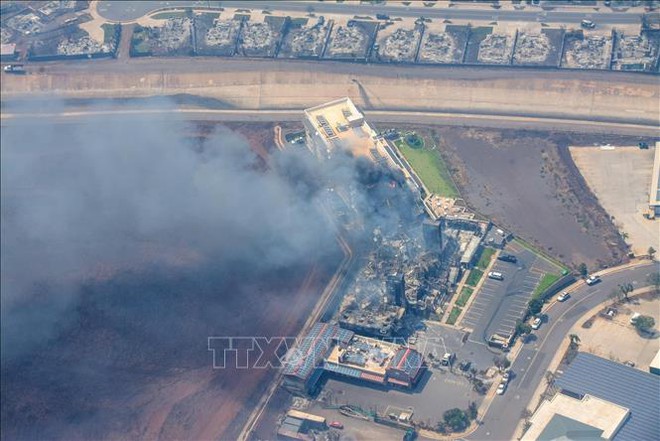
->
498;254;518;263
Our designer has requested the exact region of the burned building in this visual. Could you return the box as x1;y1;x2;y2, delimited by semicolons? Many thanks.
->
282;323;426;395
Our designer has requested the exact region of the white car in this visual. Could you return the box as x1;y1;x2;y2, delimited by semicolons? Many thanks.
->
488;271;504;281
557;292;570;302
531;317;542;330
496;382;507;395
586;275;601;286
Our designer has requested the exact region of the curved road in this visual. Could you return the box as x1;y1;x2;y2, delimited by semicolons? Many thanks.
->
96;0;645;24
469;261;658;441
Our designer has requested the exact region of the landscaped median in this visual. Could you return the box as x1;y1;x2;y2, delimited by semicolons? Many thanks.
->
446;306;463;325
465;269;484;287
455;287;474;308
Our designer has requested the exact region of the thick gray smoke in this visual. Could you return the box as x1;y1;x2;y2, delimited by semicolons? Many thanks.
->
1;100;417;440
1;107;330;359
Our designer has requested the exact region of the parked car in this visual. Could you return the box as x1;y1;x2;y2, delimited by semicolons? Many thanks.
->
488;271;504;281
496;382;507;395
498;254;518;263
624;360;636;368
329;421;344;429
630;312;641;325
557;292;570;302
502;371;511;383
586;275;601;286
441;352;454;366
531;317;542;330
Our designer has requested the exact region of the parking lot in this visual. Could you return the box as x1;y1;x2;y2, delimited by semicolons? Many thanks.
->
314;323;489;424
460;241;562;343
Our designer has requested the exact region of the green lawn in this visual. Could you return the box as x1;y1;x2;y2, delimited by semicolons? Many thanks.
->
395;140;459;198
151;11;187;20
476;247;496;270
455;287;474;308
465;268;484;287
533;273;561;298
446;306;463;325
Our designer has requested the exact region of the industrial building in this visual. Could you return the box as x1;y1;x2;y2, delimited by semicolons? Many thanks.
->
522;393;630;441
651;348;660;376
550;353;660;441
303;97;371;159
282;323;425;396
649;141;660;218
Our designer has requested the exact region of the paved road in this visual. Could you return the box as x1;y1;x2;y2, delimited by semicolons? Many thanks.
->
97;0;645;24
467;261;657;441
2;107;659;138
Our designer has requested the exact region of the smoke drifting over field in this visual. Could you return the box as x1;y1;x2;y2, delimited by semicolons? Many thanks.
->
0;101;415;440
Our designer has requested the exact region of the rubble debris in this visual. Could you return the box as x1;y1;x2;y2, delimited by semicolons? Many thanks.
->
376;27;422;62
57;35;106;55
562;34;612;70
7;12;43;35
477;33;514;64
205;19;241;48
325;21;375;59
280;17;330;58
418;32;457;63
512;32;551;64
611;32;660;71
239;21;275;52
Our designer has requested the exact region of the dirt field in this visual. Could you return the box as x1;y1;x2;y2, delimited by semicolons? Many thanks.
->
0;122;344;441
426;127;631;268
570;146;657;256
575;293;659;372
1;58;657;126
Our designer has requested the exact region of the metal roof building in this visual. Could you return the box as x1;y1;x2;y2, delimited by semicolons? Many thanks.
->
650;142;660;216
555;352;660;441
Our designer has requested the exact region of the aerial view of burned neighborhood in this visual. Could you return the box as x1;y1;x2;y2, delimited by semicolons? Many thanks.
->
1;1;659;441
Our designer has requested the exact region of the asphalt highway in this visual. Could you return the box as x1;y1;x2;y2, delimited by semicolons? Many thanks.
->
2;107;658;137
97;0;645;25
468;261;658;441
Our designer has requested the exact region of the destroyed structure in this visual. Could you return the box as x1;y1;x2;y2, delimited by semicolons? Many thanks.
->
238;21;276;56
280;17;331;58
375;26;422;62
282;323;426;395
562;34;613;69
612;32;659;71
204;19;241;51
418;31;459;63
325;22;369;58
477;32;515;64
513;32;552;64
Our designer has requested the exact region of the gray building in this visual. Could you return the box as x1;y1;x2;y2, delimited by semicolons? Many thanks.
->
554;352;660;441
